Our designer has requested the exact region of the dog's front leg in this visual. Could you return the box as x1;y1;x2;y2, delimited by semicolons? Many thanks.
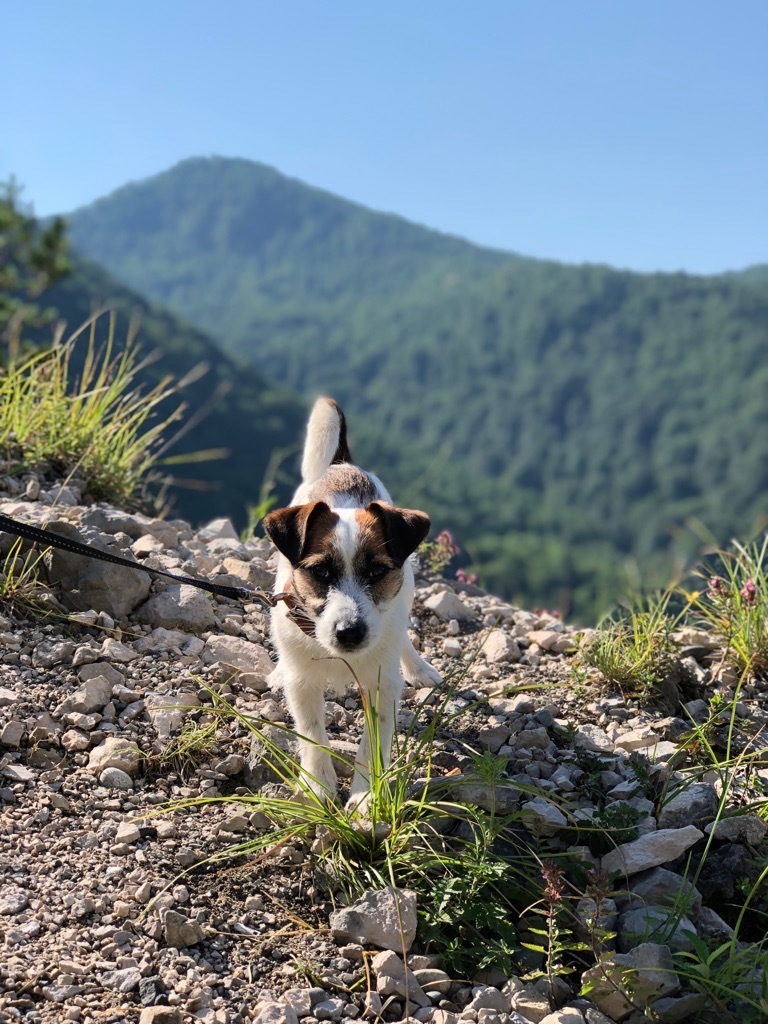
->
347;665;403;810
281;667;338;801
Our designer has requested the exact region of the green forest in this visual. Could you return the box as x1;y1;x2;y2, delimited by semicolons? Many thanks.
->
59;157;768;620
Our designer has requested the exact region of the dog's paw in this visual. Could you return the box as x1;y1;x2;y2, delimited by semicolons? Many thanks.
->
345;791;372;818
299;759;338;804
401;654;441;687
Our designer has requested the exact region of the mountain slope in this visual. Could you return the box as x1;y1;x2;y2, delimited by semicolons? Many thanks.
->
42;255;306;526
66;157;768;618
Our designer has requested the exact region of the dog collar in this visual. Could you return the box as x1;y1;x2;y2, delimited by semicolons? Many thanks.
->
275;579;317;638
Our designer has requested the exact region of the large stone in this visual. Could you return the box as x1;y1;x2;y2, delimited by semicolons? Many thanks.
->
163;910;205;947
520;797;568;837
135;584;216;633
452;775;520;814
618;906;696;953
44;521;151;617
481;629;522;664
55;675;113;716
705;814;768;846
573;724;614;753
539;1011;586;1024
657;783;718;830
623;868;702;917
88;737;142;776
202;635;274;678
580;943;679;1020
423;590;475;622
371;949;430;1006
198;517;239;541
139;1008;183;1024
78;662;125;687
601;826;704;877
251;1003;299;1024
330;887;417;951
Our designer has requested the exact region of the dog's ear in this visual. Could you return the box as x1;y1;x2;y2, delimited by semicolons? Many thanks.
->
263;501;339;565
366;502;431;567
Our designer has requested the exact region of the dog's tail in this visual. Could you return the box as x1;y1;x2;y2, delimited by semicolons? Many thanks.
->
301;397;352;484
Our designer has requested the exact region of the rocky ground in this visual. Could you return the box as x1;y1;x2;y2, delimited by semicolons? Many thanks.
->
1;476;768;1024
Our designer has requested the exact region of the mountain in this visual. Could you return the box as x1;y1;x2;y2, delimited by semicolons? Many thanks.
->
66;156;768;619
42;254;306;526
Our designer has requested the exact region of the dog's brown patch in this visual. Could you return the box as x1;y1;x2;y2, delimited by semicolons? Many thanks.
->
263;501;339;565
264;500;345;617
364;502;431;566
352;508;405;605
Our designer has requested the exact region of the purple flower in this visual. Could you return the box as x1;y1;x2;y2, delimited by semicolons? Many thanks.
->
708;576;728;597
455;568;478;586
740;578;757;605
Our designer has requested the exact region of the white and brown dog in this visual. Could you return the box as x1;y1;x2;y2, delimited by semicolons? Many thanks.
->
263;398;440;807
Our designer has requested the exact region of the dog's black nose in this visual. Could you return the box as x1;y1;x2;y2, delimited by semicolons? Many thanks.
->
335;621;368;650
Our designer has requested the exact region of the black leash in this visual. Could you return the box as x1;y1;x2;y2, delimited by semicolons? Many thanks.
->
0;510;272;606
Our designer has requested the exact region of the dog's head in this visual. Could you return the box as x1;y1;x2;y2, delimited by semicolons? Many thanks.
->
263;500;430;655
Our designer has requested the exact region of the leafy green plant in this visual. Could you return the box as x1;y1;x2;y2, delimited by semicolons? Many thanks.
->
520;861;589;992
419;529;461;575
0;313;188;508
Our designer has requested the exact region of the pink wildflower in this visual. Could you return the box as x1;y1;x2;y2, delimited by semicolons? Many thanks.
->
740;578;757;605
708;576;728;597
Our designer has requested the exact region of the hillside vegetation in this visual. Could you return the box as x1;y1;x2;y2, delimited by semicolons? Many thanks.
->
67;157;768;619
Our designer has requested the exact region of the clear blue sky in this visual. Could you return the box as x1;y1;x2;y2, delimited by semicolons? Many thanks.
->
3;1;766;273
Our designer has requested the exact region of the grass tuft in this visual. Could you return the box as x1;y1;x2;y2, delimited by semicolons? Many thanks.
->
0;311;188;509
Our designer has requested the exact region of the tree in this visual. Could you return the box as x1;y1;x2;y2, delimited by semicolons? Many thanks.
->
0;179;70;356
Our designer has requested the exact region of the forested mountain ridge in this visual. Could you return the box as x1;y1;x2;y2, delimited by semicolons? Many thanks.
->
65;157;768;619
42;256;306;526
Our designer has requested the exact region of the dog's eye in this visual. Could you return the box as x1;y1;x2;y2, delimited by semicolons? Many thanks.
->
309;563;331;581
367;563;389;581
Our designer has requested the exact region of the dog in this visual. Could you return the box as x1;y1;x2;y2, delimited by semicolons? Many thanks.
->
263;397;440;808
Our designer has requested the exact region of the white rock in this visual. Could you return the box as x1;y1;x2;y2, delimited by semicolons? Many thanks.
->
539;1010;585;1024
480;629;522;664
601;825;704;877
55;675;113;715
573;724;614;753
423;590;475;622
468;985;510;1013
202;635;274;678
371;949;430;1006
520;797;567;836
442;638;463;657
88;737;142;776
251;1003;299;1024
330;887;418;951
135;584;216;633
199;517;240;541
100;638;138;663
580;942;679;1019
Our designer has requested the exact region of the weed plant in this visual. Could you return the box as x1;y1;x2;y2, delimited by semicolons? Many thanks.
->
0;538;51;614
0;312;188;508
579;592;681;700
685;537;768;678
